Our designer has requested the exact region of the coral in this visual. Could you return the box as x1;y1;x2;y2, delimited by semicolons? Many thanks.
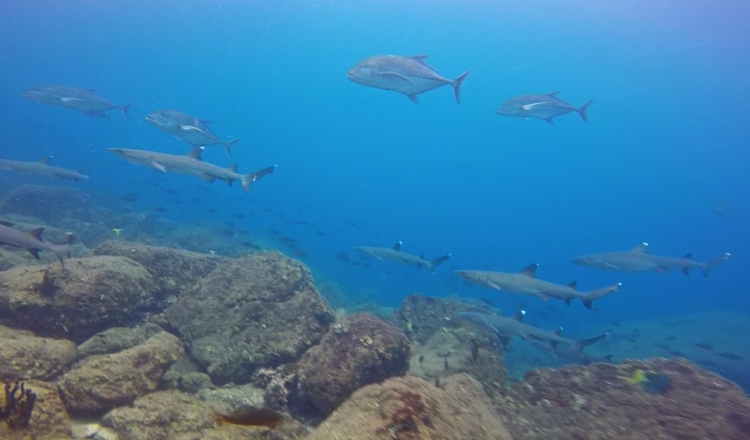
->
0;381;36;429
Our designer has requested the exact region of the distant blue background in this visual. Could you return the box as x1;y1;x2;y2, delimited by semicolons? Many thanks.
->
1;0;748;334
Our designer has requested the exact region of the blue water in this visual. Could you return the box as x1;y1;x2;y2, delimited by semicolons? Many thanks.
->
1;0;749;337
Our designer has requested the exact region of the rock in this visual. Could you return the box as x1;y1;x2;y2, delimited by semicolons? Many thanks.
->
0;256;157;342
0;380;72;440
306;374;511;440
409;327;506;396
0;325;77;381
395;294;477;344
197;383;266;410
297;313;411;415
57;218;113;249
101;390;214;440
58;331;183;415
494;358;750;440
166;252;335;384
161;355;215;393
0;185;90;226
78;323;163;358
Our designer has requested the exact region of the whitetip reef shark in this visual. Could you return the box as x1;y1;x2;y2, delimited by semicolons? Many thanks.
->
455;264;621;309
21;85;131;119
0;157;89;182
354;241;450;273
0;221;73;268
570;243;730;276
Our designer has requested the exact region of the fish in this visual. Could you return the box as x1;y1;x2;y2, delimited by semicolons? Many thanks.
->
459;310;606;353
109;147;275;193
0;157;89;182
496;92;594;124
212;405;285;428
0;222;73;268
21;85;131;119
354;241;450;273
530;334;612;365
145;109;239;156
454;264;621;309
347;54;471;104
570;243;731;276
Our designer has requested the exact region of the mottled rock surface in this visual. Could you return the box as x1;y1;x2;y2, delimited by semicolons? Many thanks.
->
307;374;511;440
58;331;183;414
297;313;411;415
0;325;77;381
494;358;750;440
166;252;335;384
0;256;157;342
78;323;163;358
0;380;72;440
0;185;89;226
395;294;477;344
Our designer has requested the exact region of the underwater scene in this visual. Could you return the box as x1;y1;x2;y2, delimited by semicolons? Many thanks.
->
0;0;749;439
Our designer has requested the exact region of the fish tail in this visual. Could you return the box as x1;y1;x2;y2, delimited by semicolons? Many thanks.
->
52;244;70;268
452;71;471;104
224;138;241;157
702;252;731;277
427;253;451;273
573;333;608;352
120;103;133;121
577;99;595;123
241;165;276;193
581;282;622;309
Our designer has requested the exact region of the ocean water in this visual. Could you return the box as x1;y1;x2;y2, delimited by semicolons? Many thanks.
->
1;0;749;372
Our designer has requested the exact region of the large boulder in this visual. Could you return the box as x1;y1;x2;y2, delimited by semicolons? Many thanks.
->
0;256;157;342
306;374;512;440
0;185;89;226
77;323;163;358
297;313;411;415
58;331;183;415
495;358;750;440
0;380;73;440
166;252;335;384
0;325;77;381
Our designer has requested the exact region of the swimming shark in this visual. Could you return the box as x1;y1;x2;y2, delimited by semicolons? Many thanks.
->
354;241;450;273
459;310;606;352
0;222;73;268
496;91;594;124
21;85;131;120
109;147;275;193
0;157;89;182
347;54;471;104
454;264;621;309
146;109;240;156
570;243;730;276
530;335;613;365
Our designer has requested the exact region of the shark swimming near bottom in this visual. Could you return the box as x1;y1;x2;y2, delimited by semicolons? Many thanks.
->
354;241;450;273
0;222;73;268
455;264;621;309
570;243;730;276
0;157;89;182
109;147;275;193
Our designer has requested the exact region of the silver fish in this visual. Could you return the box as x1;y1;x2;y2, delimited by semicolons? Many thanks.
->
347;54;471;104
21;85;131;120
496;92;594;124
146;109;239;156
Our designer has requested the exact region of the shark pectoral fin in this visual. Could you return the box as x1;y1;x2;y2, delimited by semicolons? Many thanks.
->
378;71;413;84
26;248;41;260
653;266;669;273
564;298;572;306
198;173;216;183
681;267;691;275
150;161;167;172
535;292;551;301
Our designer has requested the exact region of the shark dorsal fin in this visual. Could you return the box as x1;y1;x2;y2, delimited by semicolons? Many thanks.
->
546;91;561;97
186;147;203;161
228;164;238;173
553;327;563;336
520;263;538;278
28;227;44;241
39;157;51;165
392;241;402;251
512;310;525;322
631;242;649;253
567;280;577;289
682;252;693;260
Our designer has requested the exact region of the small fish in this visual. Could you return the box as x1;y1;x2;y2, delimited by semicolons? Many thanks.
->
496;91;593;124
146;109;239;155
22;85;131;119
717;352;745;361
112;228;122;236
212;406;285;428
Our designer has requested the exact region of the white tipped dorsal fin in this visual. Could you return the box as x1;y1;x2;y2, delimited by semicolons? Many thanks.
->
186;147;203;161
631;242;649;253
520;263;538;278
392;241;402;251
39;157;51;165
512;310;526;322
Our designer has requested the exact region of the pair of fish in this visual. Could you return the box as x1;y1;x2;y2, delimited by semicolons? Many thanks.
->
146;109;240;156
354;242;450;273
0;157;88;182
0;221;73;268
455;264;621;309
109;146;275;193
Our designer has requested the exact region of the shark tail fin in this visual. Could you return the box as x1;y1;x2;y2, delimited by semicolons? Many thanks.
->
51;244;70;268
241;165;276;193
577;99;595;123
120;103;133;121
702;253;731;277
427;253;451;273
572;333;608;352
452;71;471;104
223;138;241;157
581;283;622;309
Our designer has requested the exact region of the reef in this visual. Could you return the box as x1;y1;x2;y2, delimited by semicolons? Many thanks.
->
0;324;77;381
395;293;485;344
0;185;90;226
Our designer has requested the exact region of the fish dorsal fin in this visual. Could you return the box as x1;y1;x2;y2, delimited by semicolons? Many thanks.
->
228;164;238;173
682;252;693;260
546;91;561;97
631;242;649;253
512;310;526;322
28;227;44;241
567;280;577;289
39;157;51;165
520;263;538;278
409;54;429;61
392;241;402;251
187;147;203;161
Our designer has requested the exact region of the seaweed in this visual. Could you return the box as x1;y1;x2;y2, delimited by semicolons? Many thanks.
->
0;381;37;429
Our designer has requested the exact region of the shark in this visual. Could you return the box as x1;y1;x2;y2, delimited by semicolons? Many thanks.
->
459;310;607;352
109;147;275;193
21;85;131;120
354;241;450;273
0;222;73;268
530;335;613;365
0;157;89;182
454;264;621;309
570;243;731;276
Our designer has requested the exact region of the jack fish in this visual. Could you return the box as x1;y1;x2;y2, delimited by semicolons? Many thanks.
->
496;92;594;124
146;109;240;156
22;85;131;120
